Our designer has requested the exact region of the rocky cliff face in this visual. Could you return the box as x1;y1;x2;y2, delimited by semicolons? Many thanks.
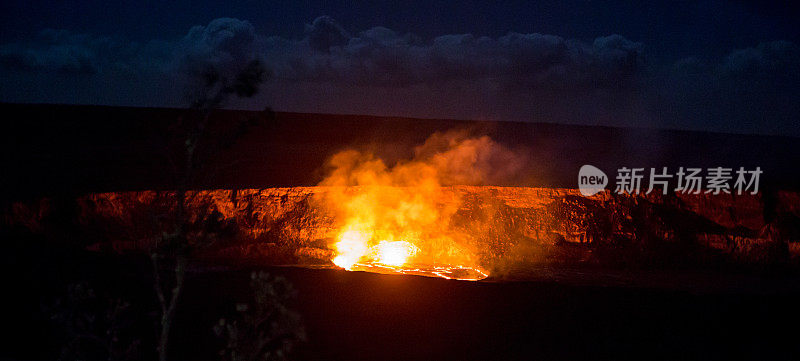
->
5;187;800;271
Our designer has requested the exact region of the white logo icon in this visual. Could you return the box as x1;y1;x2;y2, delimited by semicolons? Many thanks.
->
578;164;608;196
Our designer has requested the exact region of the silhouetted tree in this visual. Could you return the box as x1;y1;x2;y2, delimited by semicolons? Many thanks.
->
214;271;305;361
46;282;141;361
151;59;267;361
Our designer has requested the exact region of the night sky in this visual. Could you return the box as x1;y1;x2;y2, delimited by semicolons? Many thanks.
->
0;0;798;135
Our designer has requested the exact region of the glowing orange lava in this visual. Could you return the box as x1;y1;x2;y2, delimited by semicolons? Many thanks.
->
331;230;420;269
375;240;418;266
318;130;516;281
329;227;488;281
331;229;370;269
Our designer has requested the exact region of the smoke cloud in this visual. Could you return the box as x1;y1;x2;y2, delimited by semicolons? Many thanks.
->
313;129;528;271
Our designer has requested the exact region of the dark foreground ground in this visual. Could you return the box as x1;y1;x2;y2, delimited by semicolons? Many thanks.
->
199;267;800;361
3;236;800;361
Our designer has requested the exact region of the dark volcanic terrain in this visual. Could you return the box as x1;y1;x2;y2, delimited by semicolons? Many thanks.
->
2;103;799;197
2;103;800;360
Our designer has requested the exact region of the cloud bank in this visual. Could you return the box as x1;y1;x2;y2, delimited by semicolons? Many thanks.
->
267;16;645;89
0;16;798;135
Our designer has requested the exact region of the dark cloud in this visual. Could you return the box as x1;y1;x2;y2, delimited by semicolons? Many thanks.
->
0;18;268;106
172;17;267;103
0;17;263;80
268;17;644;89
659;40;800;134
305;15;351;52
0;16;797;135
720;40;800;84
668;40;800;85
0;29;113;74
177;18;260;75
0;15;646;96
